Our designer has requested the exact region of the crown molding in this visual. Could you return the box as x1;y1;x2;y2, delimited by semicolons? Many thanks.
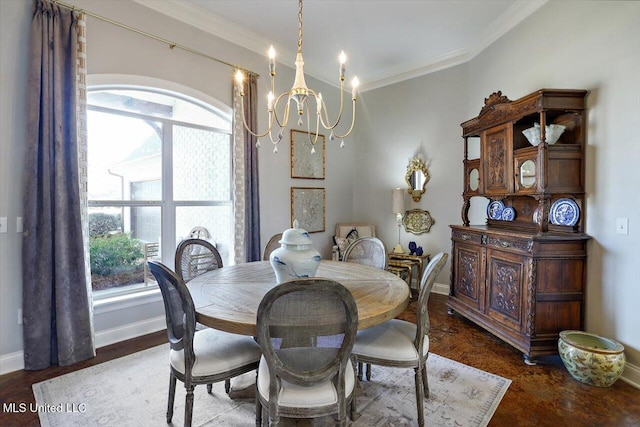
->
360;0;547;91
359;48;472;92
134;0;548;92
468;0;547;61
132;0;295;60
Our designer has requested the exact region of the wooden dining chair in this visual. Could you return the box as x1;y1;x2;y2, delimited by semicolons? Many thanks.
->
342;236;390;383
342;237;388;270
262;233;282;261
351;252;449;427
147;261;261;427
175;238;223;282
255;278;359;426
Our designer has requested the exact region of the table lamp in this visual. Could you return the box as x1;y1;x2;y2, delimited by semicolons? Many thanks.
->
392;188;406;253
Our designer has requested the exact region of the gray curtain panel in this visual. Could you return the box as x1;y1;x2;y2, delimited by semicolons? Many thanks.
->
22;0;95;370
243;74;261;262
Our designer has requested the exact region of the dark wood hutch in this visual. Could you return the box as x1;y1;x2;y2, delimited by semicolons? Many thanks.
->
448;89;590;364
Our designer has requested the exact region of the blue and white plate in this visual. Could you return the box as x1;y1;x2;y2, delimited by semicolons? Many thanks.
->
550;198;580;226
487;200;505;220
501;206;516;221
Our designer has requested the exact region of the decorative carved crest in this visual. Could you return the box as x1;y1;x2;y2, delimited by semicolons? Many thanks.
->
479;91;511;116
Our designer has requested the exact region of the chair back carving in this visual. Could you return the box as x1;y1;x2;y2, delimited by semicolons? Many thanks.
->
175;238;223;282
342;237;388;270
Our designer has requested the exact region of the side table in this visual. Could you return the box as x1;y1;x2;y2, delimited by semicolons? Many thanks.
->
387;260;413;289
388;252;431;298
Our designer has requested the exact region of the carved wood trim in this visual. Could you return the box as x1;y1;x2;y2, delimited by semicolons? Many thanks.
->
526;258;536;337
462;197;471;226
490;259;521;321
479;91;511;116
452;229;483;244
463;89;588;137
486;236;534;254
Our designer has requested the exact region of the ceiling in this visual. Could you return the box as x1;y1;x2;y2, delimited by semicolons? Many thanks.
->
135;0;547;91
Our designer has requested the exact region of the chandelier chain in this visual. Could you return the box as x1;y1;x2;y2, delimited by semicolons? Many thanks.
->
297;0;303;53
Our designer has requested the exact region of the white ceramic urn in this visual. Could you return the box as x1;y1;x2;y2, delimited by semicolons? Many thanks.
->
269;220;321;284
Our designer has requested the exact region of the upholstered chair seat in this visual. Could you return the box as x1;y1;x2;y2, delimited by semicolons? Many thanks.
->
170;328;261;377
352;320;429;363
257;355;356;409
148;261;262;427
351;252;448;427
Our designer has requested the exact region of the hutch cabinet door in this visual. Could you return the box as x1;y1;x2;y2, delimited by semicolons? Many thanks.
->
452;242;485;312
484;248;528;333
481;123;513;195
513;147;539;194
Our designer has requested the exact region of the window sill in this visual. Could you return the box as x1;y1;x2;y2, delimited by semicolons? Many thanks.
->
93;287;163;315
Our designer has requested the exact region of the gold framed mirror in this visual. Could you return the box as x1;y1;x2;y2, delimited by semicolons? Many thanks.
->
405;157;430;202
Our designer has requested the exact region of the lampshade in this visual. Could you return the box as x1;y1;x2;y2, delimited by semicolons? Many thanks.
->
392;188;405;214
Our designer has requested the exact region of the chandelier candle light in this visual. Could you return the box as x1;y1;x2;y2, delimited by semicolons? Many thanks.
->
392;187;406;254
235;0;359;153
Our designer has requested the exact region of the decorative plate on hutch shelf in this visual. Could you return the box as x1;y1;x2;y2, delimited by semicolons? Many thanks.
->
550;198;580;226
487;200;505;220
501;206;516;221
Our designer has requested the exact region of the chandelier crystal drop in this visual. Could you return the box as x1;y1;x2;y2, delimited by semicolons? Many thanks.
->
235;0;358;153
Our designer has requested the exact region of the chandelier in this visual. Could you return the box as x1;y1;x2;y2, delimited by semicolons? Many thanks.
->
235;0;358;153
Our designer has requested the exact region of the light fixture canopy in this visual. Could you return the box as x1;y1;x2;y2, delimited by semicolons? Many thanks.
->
235;0;358;153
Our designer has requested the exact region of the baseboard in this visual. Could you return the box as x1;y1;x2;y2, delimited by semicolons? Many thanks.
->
94;315;166;348
0;315;166;376
0;351;25;376
620;359;640;389
432;282;449;295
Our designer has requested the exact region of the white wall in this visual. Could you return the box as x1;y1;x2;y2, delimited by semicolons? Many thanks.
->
0;0;355;370
359;0;640;381
352;65;468;287
0;0;32;370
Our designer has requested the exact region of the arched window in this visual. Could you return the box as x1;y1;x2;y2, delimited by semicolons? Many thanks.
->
87;85;233;296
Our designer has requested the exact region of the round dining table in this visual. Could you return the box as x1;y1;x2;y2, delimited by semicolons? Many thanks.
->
187;260;410;336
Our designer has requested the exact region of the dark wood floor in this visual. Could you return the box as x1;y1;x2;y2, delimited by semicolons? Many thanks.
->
1;293;639;426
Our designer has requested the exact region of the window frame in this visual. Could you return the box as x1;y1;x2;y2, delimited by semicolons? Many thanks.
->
87;83;233;301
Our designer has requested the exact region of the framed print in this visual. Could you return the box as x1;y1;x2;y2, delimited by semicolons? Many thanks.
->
291;187;325;233
291;129;325;179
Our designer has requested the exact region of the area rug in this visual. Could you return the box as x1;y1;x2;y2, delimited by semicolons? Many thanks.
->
33;344;510;427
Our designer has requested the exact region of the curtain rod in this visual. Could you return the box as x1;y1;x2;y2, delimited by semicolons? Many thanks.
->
51;0;258;77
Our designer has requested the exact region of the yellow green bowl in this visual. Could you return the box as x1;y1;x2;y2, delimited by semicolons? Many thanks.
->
558;330;625;387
